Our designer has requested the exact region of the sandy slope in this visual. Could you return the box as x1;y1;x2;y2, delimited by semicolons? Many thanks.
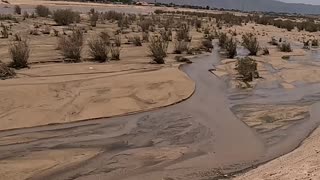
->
0;64;194;130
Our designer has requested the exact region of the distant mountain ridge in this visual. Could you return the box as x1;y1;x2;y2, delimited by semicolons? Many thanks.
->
144;0;320;14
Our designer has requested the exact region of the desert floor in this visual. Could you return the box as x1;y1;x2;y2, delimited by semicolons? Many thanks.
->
1;1;320;180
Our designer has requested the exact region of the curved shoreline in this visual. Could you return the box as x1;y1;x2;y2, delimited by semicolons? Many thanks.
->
0;49;319;180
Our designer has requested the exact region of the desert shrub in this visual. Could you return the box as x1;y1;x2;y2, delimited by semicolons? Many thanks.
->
88;36;109;62
242;33;260;56
131;35;142;46
262;47;269;55
138;19;153;32
148;36;168;64
312;39;319;47
110;46;121;60
35;5;50;17
53;9;78;25
0;62;15;79
41;26;51;34
99;31;111;45
9;39;30;69
58;29;83;62
218;32;227;48
173;40;189;54
142;32;149;42
0;23;9;38
14;5;21;15
160;30;172;42
175;56;192;63
235;57;259;82
102;11;123;22
269;37;279;46
225;37;237;58
176;24;191;42
282;55;290;60
114;35;121;47
90;12;99;27
23;11;29;19
201;39;214;52
278;42;292;52
195;19;202;29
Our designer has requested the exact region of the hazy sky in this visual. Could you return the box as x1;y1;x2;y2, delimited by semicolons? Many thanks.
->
280;0;320;5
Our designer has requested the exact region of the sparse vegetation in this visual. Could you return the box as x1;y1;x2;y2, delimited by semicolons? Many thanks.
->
35;5;50;17
90;12;99;27
176;24;191;42
235;57;259;82
58;29;83;62
148;36;168;64
242;33;260;56
9;39;30;69
132;35;142;46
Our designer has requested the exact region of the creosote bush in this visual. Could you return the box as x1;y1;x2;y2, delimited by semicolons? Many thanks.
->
235;57;259;82
174;40;189;54
176;24;191;42
53;9;79;26
148;36;168;64
90;12;99;27
0;62;15;79
242;33;260;56
312;39;319;47
9;39;30;69
132;35;142;46
35;5;50;17
110;46;121;60
218;32;227;48
14;5;21;15
262;47;270;55
58;29;83;62
278;42;292;52
114;35;121;47
201;39;214;52
88;36;109;62
1;23;9;38
225;37;237;58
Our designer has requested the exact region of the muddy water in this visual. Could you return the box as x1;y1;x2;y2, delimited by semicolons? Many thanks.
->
0;48;319;180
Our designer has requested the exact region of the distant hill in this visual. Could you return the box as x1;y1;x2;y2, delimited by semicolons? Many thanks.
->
144;0;320;14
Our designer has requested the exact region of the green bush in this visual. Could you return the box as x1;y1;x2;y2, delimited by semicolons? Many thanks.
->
242;33;260;56
148;36;168;64
35;5;50;17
